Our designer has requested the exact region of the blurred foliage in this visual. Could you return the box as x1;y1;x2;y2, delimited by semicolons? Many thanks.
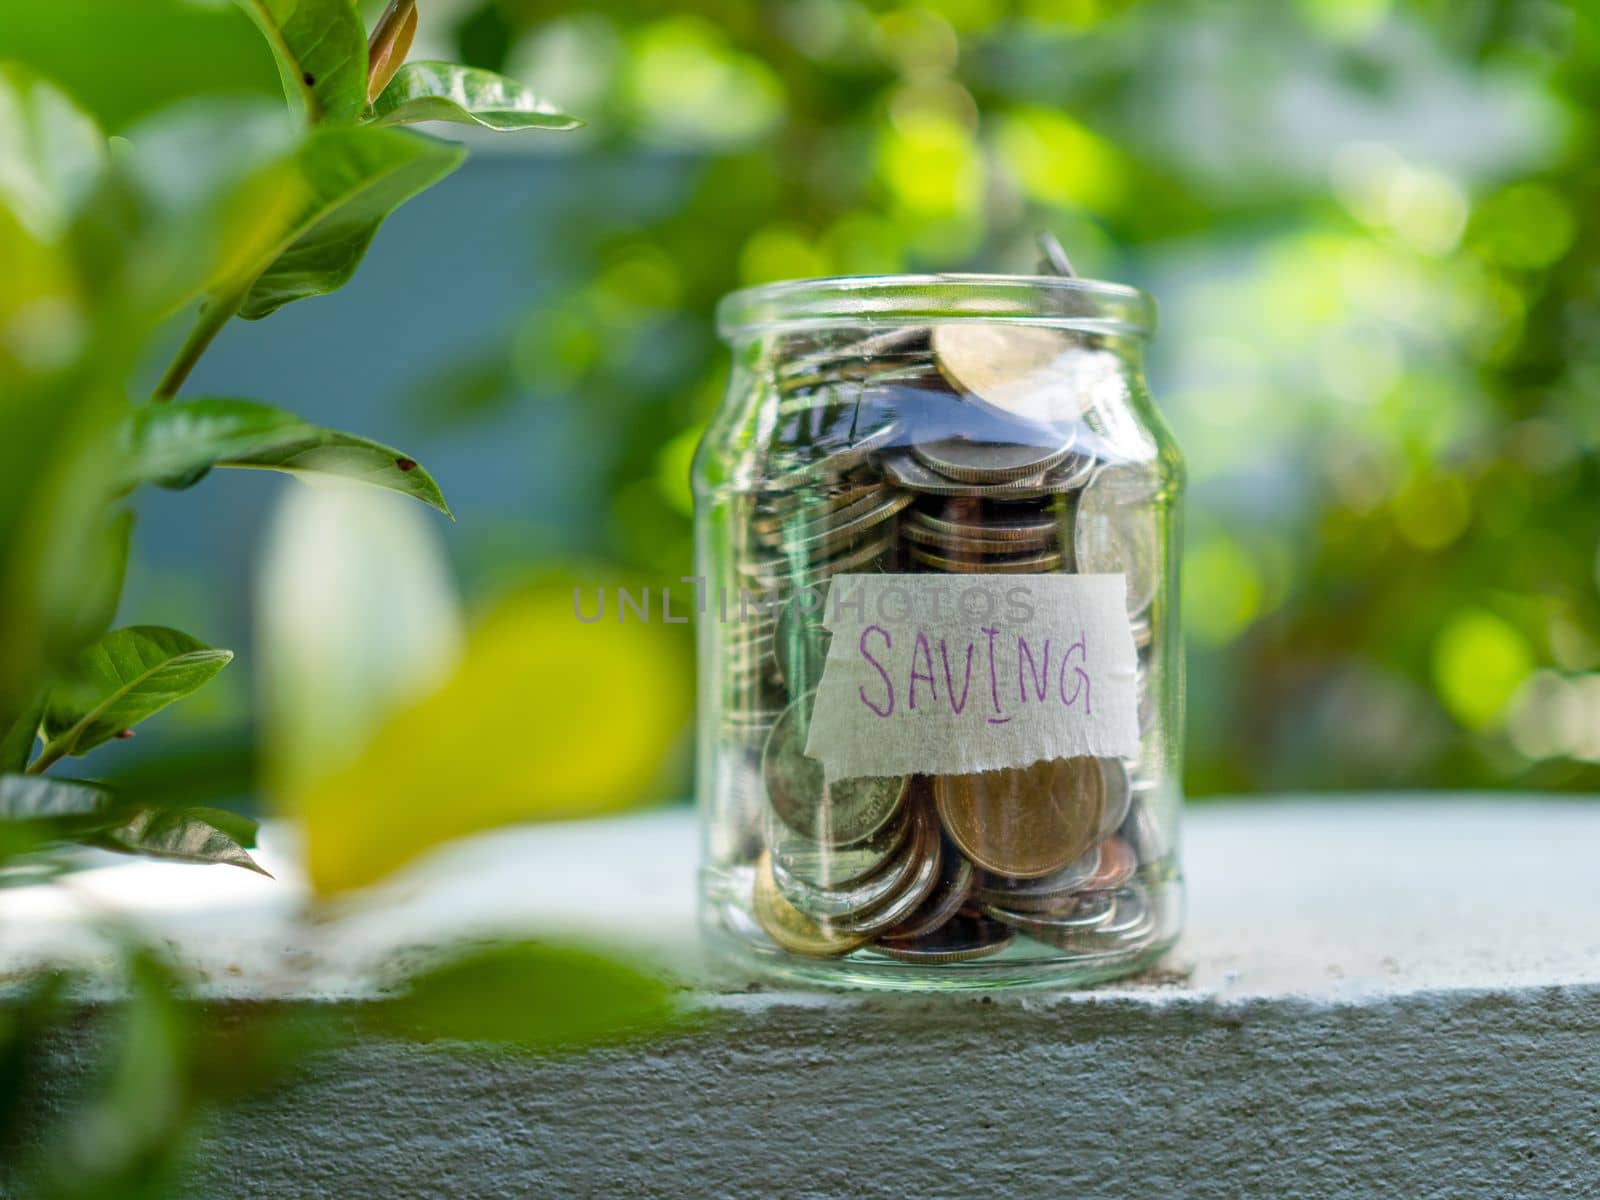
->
0;2;684;1193
419;0;1600;795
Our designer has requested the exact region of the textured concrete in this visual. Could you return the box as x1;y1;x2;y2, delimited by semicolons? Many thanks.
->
6;796;1600;1196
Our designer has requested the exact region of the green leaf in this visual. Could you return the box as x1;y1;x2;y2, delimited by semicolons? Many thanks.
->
239;124;464;319
62;509;133;648
0;773;111;821
0;695;45;773
40;627;233;762
122;398;450;515
366;942;681;1051
0;0;280;134
0;61;107;241
85;806;269;875
234;0;368;124
368;62;581;132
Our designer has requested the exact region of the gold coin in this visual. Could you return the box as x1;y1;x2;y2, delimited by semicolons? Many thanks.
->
931;324;1079;426
934;758;1105;879
752;851;868;957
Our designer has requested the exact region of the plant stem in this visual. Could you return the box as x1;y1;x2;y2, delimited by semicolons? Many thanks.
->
25;741;65;775
152;278;251;401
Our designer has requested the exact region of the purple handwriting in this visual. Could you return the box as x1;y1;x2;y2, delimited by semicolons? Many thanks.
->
856;625;1090;725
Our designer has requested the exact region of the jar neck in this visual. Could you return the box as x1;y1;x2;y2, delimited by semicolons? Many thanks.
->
718;273;1155;344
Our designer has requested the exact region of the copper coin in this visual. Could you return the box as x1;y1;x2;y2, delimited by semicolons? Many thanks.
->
934;757;1105;879
1080;836;1137;892
876;833;975;941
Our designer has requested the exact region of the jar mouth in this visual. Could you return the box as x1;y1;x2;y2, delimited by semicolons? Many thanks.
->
717;272;1154;339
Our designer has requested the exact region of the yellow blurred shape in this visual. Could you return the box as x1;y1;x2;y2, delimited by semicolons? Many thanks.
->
294;585;691;896
877;110;983;220
995;107;1123;214
1432;610;1533;732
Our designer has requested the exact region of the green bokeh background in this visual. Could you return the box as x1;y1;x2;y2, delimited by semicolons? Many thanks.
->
11;0;1598;799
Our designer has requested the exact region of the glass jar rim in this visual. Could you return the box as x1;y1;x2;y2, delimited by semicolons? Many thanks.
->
718;272;1154;339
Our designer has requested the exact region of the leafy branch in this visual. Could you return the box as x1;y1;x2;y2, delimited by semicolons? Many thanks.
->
0;0;577;874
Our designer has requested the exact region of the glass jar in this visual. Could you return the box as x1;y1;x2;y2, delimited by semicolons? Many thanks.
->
693;274;1183;989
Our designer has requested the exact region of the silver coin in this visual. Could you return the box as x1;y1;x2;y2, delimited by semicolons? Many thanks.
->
1096;757;1133;840
908;545;1065;574
739;534;892;590
911;432;1077;485
900;520;1057;556
910;507;1059;546
1035;230;1077;278
824;802;945;936
980;889;1118;940
767;418;902;490
1046;885;1155;950
882;451;1051;498
1042;452;1097;493
762;690;908;847
872;912;1014;963
1073;463;1160;618
779;490;912;553
771;799;918;906
1119;788;1168;867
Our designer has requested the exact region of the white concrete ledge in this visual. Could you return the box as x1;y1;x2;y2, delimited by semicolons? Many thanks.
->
7;796;1600;1197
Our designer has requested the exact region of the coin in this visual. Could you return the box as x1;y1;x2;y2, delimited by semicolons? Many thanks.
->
872;912;1014;963
1119;787;1168;867
1074;463;1160;617
779;489;912;553
763;691;908;847
1096;757;1132;840
931;323;1082;428
934;757;1105;879
980;888;1117;942
882;451;1050;498
973;841;1101;911
752;851;869;957
1079;835;1137;892
824;801;944;936
1040;885;1155;951
767;417;902;490
900;520;1057;556
910;506;1059;547
738;533;892;590
770;798;914;895
876;832;975;941
911;433;1077;484
908;546;1064;574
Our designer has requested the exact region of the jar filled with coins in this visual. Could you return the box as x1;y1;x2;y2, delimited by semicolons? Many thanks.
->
694;262;1183;988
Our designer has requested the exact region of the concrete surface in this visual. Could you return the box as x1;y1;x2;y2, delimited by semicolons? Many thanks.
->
5;796;1600;1197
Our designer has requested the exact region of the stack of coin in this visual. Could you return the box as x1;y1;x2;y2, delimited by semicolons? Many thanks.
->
730;317;1171;963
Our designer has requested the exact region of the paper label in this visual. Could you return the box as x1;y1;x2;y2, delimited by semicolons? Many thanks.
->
803;574;1140;782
